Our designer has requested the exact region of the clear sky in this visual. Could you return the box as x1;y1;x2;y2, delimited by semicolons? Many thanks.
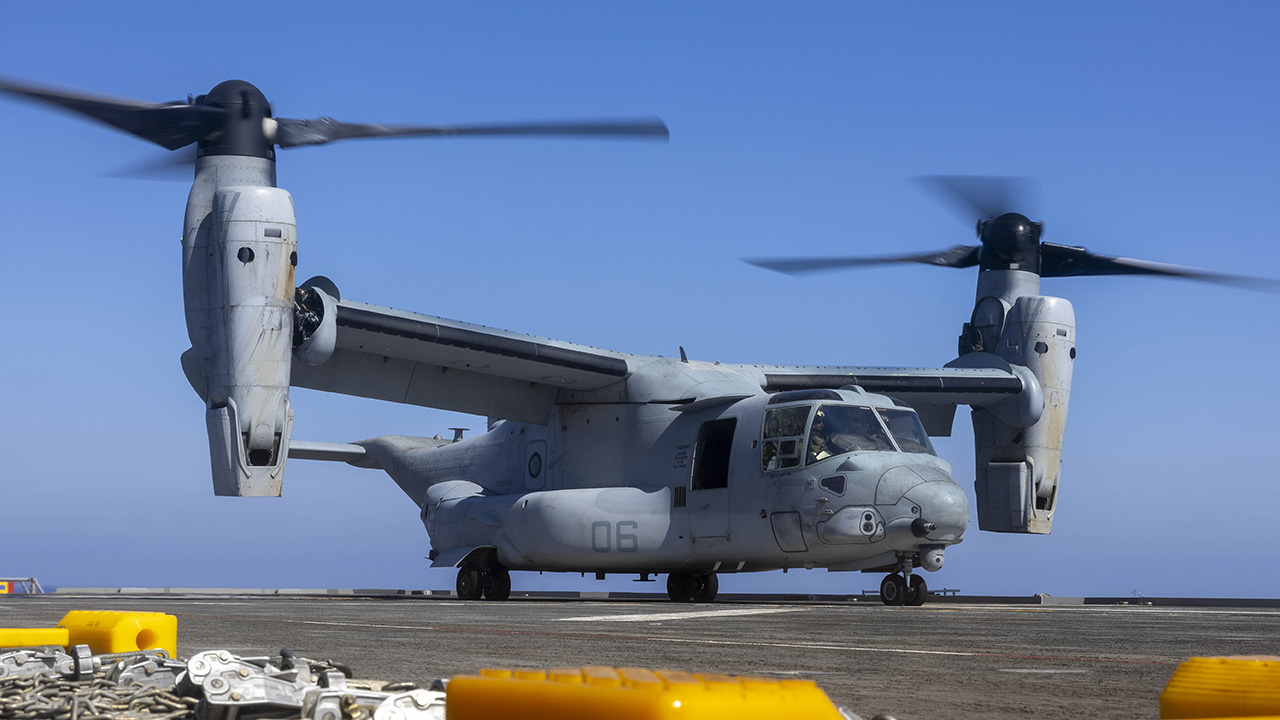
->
1;2;1277;598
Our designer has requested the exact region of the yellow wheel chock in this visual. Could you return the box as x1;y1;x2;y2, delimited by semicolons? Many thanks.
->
0;611;176;658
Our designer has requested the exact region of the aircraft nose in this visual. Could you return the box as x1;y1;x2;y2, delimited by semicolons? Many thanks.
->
905;480;969;543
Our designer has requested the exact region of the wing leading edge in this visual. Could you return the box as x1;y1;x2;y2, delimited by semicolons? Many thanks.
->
730;362;1026;436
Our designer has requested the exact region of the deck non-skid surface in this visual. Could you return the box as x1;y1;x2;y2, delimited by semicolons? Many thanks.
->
3;595;1276;719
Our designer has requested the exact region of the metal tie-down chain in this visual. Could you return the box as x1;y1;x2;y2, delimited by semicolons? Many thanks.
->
0;646;445;720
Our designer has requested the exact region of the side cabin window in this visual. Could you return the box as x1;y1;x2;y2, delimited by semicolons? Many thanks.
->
761;405;810;472
692;418;737;490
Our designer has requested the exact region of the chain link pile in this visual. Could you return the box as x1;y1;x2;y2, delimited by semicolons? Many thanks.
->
1;671;196;720
0;647;445;720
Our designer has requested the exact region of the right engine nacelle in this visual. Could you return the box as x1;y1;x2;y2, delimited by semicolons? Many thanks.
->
970;295;1075;534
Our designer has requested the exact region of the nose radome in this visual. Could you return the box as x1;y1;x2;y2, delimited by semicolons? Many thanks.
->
906;481;969;542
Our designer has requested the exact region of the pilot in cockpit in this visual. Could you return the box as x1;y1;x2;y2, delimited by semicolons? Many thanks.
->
807;411;832;464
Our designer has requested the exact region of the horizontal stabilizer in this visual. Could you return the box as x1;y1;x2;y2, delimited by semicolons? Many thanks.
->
288;441;377;467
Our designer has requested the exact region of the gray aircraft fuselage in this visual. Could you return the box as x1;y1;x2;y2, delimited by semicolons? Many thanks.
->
360;376;968;578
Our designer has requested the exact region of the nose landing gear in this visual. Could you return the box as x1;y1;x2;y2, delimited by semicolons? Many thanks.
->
880;558;928;606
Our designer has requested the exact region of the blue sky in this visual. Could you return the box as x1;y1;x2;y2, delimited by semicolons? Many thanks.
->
1;2;1277;597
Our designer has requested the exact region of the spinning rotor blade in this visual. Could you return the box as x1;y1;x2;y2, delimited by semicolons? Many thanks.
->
916;175;1035;222
743;246;980;276
2;77;669;163
275;117;670;148
747;174;1278;292
105;145;199;181
1040;242;1280;291
0;77;224;151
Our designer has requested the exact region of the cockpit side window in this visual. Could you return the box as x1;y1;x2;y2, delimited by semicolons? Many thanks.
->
876;408;937;455
761;405;810;471
807;404;895;465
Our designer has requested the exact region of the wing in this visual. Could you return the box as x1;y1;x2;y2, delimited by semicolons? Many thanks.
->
729;361;1026;436
290;298;634;424
290;294;1028;434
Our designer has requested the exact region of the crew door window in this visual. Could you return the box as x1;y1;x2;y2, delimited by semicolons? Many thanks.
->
691;418;737;490
761;405;810;471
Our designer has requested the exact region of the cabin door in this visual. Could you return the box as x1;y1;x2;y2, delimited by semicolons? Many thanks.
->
689;417;736;539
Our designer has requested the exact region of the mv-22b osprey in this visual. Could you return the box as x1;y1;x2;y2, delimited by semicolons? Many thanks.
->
4;78;1270;606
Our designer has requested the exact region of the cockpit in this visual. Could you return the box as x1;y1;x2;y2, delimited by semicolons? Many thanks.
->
760;390;935;471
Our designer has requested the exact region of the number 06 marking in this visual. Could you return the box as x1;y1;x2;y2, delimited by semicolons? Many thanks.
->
591;521;640;553
591;521;611;552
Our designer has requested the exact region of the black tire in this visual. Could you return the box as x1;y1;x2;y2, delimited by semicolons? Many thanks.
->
456;566;483;600
692;573;719;603
667;573;695;602
906;575;928;606
483;568;512;601
880;574;907;606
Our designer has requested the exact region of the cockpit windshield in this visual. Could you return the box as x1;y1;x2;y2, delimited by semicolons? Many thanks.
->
876;408;936;455
807;404;894;464
761;402;937;471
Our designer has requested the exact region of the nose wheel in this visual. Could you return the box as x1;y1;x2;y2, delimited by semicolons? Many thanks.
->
880;572;928;606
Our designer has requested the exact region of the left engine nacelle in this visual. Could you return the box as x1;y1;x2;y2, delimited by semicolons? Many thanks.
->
183;185;297;496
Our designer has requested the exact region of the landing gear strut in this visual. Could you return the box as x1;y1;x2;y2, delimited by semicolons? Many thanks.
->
667;572;718;602
880;560;928;606
456;562;512;601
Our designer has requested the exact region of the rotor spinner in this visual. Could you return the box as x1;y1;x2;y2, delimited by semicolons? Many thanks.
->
978;212;1043;274
194;80;276;161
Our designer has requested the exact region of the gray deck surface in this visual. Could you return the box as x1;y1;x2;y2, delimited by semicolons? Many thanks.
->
4;594;1276;719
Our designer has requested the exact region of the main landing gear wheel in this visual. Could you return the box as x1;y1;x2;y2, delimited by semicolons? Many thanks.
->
457;565;483;601
667;572;718;602
879;574;908;606
483;568;512;601
906;575;928;606
457;563;512;601
692;572;718;603
667;573;695;602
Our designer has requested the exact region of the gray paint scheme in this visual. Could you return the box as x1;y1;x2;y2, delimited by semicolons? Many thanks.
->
176;164;1075;585
281;283;1070;582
